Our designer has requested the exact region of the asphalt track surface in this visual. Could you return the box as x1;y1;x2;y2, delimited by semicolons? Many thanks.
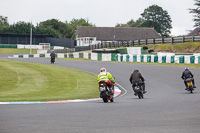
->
0;55;200;133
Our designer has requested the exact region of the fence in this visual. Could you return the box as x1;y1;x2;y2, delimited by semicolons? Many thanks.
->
89;36;200;50
11;52;200;64
47;48;75;53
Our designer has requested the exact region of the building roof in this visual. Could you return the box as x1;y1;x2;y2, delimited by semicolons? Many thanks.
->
76;26;160;41
187;27;200;36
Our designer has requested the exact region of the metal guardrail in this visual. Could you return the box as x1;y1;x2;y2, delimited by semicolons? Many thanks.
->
89;36;200;50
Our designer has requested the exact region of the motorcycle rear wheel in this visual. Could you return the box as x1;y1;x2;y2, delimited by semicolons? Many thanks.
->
138;92;143;99
102;91;108;103
189;86;193;93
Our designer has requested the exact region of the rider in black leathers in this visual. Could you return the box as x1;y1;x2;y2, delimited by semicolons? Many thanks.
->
129;69;146;95
181;67;196;90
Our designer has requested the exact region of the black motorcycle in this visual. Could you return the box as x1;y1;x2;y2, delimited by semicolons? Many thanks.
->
133;82;144;99
185;78;194;93
99;81;114;103
51;57;55;64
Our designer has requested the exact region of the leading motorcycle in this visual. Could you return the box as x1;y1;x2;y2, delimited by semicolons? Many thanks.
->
99;81;114;103
51;57;55;64
133;82;144;99
185;78;194;93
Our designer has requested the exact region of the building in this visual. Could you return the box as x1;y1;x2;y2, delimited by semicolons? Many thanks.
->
76;26;160;46
187;27;200;36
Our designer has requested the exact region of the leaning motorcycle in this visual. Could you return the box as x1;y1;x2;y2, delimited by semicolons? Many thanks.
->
99;81;114;103
185;78;194;93
133;82;144;99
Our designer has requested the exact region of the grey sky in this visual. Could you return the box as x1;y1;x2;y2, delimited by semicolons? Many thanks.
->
0;0;196;36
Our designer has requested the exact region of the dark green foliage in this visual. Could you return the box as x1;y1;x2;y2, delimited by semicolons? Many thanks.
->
115;5;172;37
0;16;94;39
189;0;200;27
141;5;172;37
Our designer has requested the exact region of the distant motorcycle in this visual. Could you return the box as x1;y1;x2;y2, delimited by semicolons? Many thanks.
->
133;82;144;99
51;57;55;64
99;81;114;103
185;78;194;93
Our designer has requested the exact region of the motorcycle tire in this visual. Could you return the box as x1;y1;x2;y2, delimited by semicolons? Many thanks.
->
102;91;108;103
189;86;193;93
138;92;143;99
110;96;114;102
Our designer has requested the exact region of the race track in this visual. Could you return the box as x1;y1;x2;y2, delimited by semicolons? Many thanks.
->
1;55;200;133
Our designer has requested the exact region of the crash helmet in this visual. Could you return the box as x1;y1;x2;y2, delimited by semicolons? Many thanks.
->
134;69;139;72
100;68;106;72
185;67;189;70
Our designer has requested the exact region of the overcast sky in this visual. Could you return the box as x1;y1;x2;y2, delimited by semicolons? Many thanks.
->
0;0;196;36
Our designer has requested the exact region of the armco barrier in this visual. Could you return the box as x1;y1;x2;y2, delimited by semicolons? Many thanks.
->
11;53;200;64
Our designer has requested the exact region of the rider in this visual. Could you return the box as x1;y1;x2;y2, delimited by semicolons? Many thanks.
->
97;68;115;93
181;67;196;90
50;50;55;62
129;69;146;95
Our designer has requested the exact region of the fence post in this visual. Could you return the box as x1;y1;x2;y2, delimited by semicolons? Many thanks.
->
182;37;185;43
162;37;164;44
171;37;174;44
153;38;155;45
138;40;140;45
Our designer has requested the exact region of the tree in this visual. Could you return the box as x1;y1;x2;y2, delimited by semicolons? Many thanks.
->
1;21;31;34
141;5;172;37
0;15;9;32
189;0;200;27
0;15;9;26
115;19;144;27
39;19;68;38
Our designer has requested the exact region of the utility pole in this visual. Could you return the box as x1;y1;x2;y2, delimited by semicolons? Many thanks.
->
30;22;32;54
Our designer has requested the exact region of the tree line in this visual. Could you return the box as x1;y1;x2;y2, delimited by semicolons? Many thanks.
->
0;17;94;39
0;1;199;39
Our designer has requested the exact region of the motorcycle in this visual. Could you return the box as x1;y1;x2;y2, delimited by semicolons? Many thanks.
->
99;81;114;103
133;82;144;99
185;78;194;93
51;57;55;64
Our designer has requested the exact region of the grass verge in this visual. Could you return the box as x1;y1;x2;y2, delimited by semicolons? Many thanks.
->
0;59;99;102
0;48;37;54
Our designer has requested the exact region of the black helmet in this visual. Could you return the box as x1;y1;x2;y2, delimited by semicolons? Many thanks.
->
134;69;139;72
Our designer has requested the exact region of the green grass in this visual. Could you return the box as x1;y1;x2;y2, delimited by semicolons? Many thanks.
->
146;42;200;53
0;48;37;54
0;59;99;102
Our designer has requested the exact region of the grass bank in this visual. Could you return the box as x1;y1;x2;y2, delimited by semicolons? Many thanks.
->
146;42;200;53
0;59;99;102
0;48;37;54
